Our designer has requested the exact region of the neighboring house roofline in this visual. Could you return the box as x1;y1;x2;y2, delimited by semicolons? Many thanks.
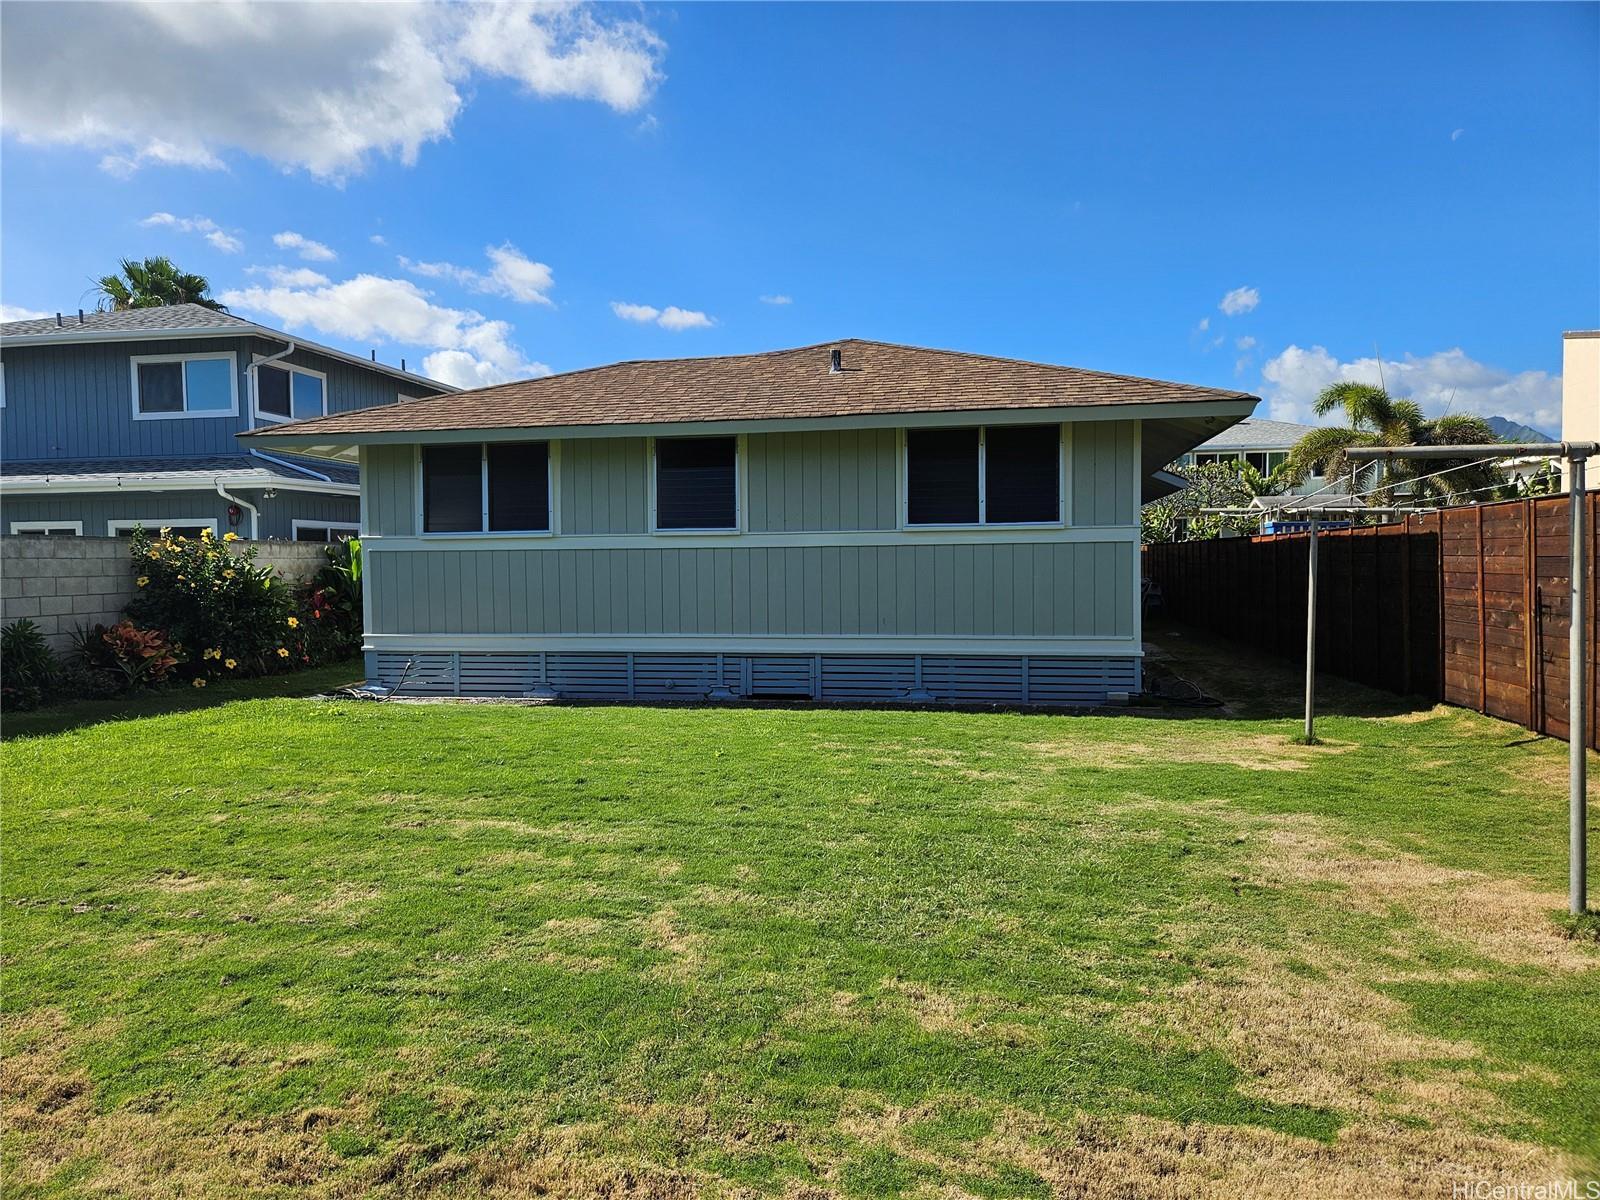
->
0;314;456;395
0;470;359;497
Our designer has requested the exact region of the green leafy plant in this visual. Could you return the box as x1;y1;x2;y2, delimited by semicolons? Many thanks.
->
95;255;227;312
1;619;58;711
73;621;181;692
298;537;364;663
1141;461;1285;544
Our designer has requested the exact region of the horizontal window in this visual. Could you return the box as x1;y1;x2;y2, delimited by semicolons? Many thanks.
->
905;425;1060;526
422;442;550;534
107;519;219;538
256;363;326;422
9;521;82;536
655;437;737;531
292;522;360;543
131;353;236;418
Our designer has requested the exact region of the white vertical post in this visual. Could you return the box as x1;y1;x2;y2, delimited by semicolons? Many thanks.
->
1304;517;1319;744
1571;455;1589;915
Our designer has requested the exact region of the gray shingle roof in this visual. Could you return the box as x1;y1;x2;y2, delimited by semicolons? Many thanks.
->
1194;418;1316;451
247;338;1258;440
0;303;252;339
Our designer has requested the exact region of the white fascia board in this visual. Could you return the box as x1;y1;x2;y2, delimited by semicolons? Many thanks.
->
246;398;1260;452
1;324;455;393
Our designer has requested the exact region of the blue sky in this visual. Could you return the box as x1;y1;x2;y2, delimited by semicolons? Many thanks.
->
2;2;1595;431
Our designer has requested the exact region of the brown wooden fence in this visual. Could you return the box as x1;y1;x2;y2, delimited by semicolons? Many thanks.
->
1142;492;1599;748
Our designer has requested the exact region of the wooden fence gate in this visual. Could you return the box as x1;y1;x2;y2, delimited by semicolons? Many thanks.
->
1142;492;1599;748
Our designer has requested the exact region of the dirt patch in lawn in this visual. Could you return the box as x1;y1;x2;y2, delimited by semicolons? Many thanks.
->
1029;732;1354;772
642;905;707;980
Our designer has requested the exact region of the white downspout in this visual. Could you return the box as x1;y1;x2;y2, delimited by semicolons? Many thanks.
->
216;480;260;540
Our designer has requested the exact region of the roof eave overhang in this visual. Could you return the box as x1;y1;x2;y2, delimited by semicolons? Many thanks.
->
0;474;359;497
242;397;1260;452
0;325;457;393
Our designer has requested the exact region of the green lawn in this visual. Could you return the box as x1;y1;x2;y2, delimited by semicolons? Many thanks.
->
3;634;1598;1198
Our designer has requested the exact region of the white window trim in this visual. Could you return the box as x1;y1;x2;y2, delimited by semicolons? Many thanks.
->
898;423;1068;531
129;351;239;421
415;440;558;537
9;520;82;535
291;520;361;542
107;518;220;536
252;360;329;424
647;434;745;535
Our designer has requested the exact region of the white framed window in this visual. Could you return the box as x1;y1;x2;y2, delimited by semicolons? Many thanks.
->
255;361;328;423
9;521;82;536
130;352;238;419
107;518;220;538
648;435;742;533
291;520;361;543
417;441;554;535
900;424;1066;529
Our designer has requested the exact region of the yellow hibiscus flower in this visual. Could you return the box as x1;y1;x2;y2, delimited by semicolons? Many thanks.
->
192;678;206;689
223;569;236;579
136;576;149;587
222;532;239;542
276;647;290;658
224;658;237;670
286;616;299;629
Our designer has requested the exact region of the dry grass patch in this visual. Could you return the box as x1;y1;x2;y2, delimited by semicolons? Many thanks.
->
1029;731;1355;772
1262;824;1599;973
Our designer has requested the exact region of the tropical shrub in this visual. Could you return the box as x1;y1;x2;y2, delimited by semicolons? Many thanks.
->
72;621;181;691
1;618;58;711
124;526;303;680
297;538;364;662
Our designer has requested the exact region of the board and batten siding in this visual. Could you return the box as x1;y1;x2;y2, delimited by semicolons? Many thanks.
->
365;420;1138;538
360;418;1141;652
369;541;1136;640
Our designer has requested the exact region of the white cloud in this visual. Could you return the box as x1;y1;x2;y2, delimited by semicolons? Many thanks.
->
657;306;713;331
220;272;547;388
611;301;660;322
274;231;336;262
248;265;333;289
0;3;666;182
1451;128;1465;142
401;243;554;306
611;301;713;331
0;303;51;322
141;211;242;253
1259;344;1562;432
1236;335;1257;350
760;294;793;306
1194;317;1210;334
1219;286;1260;316
369;234;388;246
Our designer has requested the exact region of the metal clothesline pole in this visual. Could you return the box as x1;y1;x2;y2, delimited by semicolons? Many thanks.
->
1304;516;1319;744
1347;442;1596;916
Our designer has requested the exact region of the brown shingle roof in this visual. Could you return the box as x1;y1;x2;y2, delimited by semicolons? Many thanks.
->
244;339;1255;440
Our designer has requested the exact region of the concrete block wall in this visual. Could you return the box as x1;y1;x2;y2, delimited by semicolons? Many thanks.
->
2;536;331;651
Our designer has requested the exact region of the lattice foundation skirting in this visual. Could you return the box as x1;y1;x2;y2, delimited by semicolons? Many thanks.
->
362;650;1140;706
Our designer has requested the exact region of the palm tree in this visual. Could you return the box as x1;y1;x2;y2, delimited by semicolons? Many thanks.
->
1283;381;1504;506
93;257;227;312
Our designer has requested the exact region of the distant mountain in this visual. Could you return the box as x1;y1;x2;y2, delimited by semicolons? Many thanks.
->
1485;415;1554;443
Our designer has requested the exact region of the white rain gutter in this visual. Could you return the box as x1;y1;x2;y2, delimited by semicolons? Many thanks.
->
215;481;260;540
249;448;332;482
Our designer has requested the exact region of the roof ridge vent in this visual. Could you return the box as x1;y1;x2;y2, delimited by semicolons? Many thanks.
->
829;347;842;373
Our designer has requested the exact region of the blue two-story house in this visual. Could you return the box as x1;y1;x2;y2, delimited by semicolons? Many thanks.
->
0;304;452;541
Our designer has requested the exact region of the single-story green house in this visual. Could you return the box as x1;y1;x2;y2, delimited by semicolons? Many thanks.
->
245;339;1256;704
